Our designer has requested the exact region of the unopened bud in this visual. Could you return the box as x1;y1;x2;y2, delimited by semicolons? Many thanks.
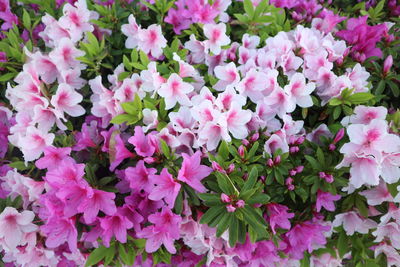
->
238;145;245;158
267;158;274;167
236;200;245;208
383;55;393;75
221;193;231;203
226;204;236;212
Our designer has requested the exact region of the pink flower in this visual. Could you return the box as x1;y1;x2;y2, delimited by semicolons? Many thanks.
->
359;181;393;206
373;222;400;249
203;23;230;55
158;73;194;110
138;24;167;58
41;217;78;251
264;133;289;156
18;126;55;162
121;14;141;48
332;211;377;235
224;101;252;140
316;190;341;212
213;62;240;91
148;168;181;207
165;7;191;34
178;151;212;193
236;68;269;103
137;208;182;254
56;182;93;217
48;38;85;70
226;204;236;212
0;207;37;251
128;126;156;157
267;203;295;234
51;83;85;117
100;208;133;246
44;160;85;189
59;0;94;42
284;73;315;108
79;189;117;224
341;105;387;126
109;134;135;171
125;160;157;193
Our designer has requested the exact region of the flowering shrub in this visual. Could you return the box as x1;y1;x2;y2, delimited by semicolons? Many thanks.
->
0;0;399;266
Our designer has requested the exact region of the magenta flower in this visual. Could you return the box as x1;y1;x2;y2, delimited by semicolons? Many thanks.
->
79;189;117;224
137;208;182;253
35;146;72;170
267;203;295;234
109;134;134;171
41;217;78;251
125;160;157;193
316;190;341;212
149;168;181;207
128;126;156;157
177;151;212;193
99;208;134;246
56;182;93;217
164;7;191;34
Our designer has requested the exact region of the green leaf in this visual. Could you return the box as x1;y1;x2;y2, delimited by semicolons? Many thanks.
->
216;212;232;237
229;215;239;247
218;141;230;160
0;72;16;82
215;172;236;195
8;161;30;171
347;92;374;104
337;231;348;258
173;188;183;214
375;80;386;95
104;243;116;265
110;114;136;124
355;196;369;217
242;166;258;192
85;246;108;267
242;206;268;237
305;155;320;170
160;139;170;158
246;142;259;160
316;147;325;166
246;193;270;205
22;10;31;30
200;205;226;225
139;50;150;67
243;0;255;19
253;0;268;19
118;244;135;266
329;98;343;106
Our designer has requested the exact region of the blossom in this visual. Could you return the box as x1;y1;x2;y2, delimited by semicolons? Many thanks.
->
41;217;78;251
100;209;133;246
359;181;393;206
17;126;55;162
178;151;212;192
148;168;181;207
79;189;117;224
138;24;167;58
203;23;230;55
48;38;85;70
267;203;295;234
137;208;182;253
121;14;141;48
373;222;400;249
109;134;135;171
51;83;85;117
125;160;157;193
158;73;194;109
284;73;315;108
332;211;377;235
0;207;37;251
316;190;341;212
128;126;156;157
264;133;289;156
213;62;240;91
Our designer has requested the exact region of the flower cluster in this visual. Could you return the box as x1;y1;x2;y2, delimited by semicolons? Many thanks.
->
0;0;399;266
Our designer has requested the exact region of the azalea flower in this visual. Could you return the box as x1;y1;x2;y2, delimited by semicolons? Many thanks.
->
138;24;167;58
213;62;240;91
332;211;377;235
48;38;85;70
51;83;85;117
121;14;141;49
178;151;212;192
99;208;133;246
203;23;230;55
158;73;194;110
148;168;181;207
17;126;55;162
316;190;341;212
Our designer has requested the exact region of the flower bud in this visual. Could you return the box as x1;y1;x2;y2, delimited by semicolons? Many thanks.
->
287;184;295;191
267;158;274;167
236;200;245;208
289;169;297;176
333;128;345;144
295;136;305;145
227;163;235;174
319;172;326;179
238;145;245;158
242;139;250;146
144;157;156;164
328;144;336;151
226;204;236;212
221;193;231;203
295;165;304;173
325;174;334;183
383;55;393;75
212;161;225;173
250;132;259;142
289;146;299;153
274;155;281;165
285;177;293;185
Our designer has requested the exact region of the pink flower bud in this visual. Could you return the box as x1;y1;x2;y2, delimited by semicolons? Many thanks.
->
289;146;299;153
329;144;336;151
287;184;295;191
295;136;305;145
325;174;334;183
288;136;297;145
144;157;156;164
243;173;248;180
267;158;274;167
333;128;345;144
274;155;281;165
236;200;245;208
242;139;250;146
260;175;266;182
250;133;259;142
319;172;326;178
226;204;236;212
295;165;304;173
383;55;393;74
221;193;231;203
285;177;293;185
238;145;245;158
289;170;297;176
227;163;235;174
212;161;225;173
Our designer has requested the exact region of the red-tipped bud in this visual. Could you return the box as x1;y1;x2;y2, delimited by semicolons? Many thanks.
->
289;169;297;176
227;163;235;174
250;132;259;142
333;128;345;144
242;139;250;146
329;144;336;151
325;174;334;183
238;145;245;158
319;172;326;179
212;161;225;173
287;184;295;191
221;193;231;203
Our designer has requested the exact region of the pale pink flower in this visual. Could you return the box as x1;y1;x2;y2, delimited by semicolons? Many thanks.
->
266;87;296;118
59;0;94;42
215;86;246;111
341;105;387;126
58;67;86;89
374;243;400;267
284;73;315;108
242;33;260;49
169;106;196;133
158;73;194;109
332;211;377;235
0;207;37;251
138;24;167;58
184;34;206;64
381;152;400;184
213;62;240;91
48;38;85;70
51;83;85;117
236;68;268;103
203;23;230;55
224;101;252;139
121;14;141;49
359;181;393;206
264;133;289;156
373;222;400;249
18;126;55;162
